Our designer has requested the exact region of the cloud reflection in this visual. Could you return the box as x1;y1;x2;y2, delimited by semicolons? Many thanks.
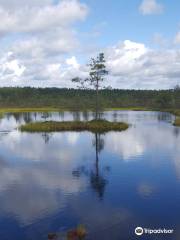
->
0;111;179;232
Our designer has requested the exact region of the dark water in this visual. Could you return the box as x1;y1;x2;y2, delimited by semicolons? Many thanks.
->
0;111;180;240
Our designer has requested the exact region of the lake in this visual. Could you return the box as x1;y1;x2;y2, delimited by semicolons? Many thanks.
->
0;111;180;240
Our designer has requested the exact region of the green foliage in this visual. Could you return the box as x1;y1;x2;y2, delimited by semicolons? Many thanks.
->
0;87;179;111
88;53;108;89
72;53;108;119
20;119;129;133
155;92;174;108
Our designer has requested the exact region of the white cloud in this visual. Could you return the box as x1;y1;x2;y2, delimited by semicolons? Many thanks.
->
106;40;148;76
139;0;164;15
0;0;52;9
0;0;88;33
0;0;89;87
66;56;80;69
174;31;180;45
1;39;180;89
1;38;180;89
105;40;180;89
12;28;79;59
4;59;25;77
0;0;178;90
152;33;167;47
0;52;25;80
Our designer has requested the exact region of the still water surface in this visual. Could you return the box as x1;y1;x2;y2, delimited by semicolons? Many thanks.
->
0;111;180;240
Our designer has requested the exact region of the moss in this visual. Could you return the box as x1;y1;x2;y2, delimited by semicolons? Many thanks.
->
20;119;129;133
173;118;180;126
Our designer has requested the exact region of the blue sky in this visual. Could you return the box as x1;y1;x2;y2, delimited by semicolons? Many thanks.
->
0;0;180;89
79;0;180;47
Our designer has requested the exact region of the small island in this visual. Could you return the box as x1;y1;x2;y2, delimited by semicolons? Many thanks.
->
20;119;129;133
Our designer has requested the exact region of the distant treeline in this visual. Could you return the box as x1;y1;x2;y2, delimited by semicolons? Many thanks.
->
0;87;179;110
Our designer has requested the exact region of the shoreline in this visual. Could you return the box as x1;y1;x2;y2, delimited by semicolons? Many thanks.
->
0;107;179;127
0;107;179;116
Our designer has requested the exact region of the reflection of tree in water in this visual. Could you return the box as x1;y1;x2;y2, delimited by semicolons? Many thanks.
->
23;112;33;123
41;112;52;120
41;132;53;144
173;126;180;138
113;111;118;122
33;112;37;121
58;111;65;121
6;113;22;123
92;112;104;121
157;112;172;122
82;111;90;121
72;111;81;121
12;113;22;123
72;133;109;200
90;133;107;199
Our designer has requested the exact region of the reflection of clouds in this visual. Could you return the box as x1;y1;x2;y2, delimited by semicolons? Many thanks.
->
0;131;81;162
138;183;155;198
106;129;144;160
0;116;19;131
0;158;87;225
174;158;180;179
173;140;180;180
0;185;63;226
105;124;180;169
66;132;80;145
0;111;179;233
0;131;88;225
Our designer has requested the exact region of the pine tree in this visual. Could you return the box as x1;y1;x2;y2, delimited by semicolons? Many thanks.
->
72;53;108;119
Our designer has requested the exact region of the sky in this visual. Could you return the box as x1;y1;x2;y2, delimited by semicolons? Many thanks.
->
0;0;180;89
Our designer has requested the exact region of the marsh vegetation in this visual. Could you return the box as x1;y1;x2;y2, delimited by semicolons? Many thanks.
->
20;119;129;133
174;118;180;126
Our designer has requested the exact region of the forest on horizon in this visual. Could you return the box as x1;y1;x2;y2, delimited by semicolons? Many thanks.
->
0;87;179;110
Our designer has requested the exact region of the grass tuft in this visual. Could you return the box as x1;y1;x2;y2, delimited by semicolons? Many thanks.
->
173;118;180;127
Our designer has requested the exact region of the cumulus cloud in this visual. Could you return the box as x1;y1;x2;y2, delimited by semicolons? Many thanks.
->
139;0;164;15
0;0;52;9
0;0;88;33
105;40;180;89
0;0;87;57
174;31;180;45
106;40;148;76
0;51;25;81
0;0;178;89
1;38;180;89
66;56;80;69
0;0;89;87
